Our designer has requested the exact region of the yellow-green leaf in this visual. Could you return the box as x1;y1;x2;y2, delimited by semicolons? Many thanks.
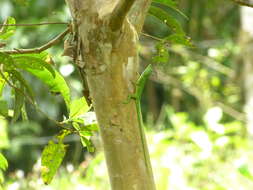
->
0;153;8;171
41;141;67;185
25;68;71;109
80;137;95;152
0;17;16;40
0;100;8;117
69;97;89;119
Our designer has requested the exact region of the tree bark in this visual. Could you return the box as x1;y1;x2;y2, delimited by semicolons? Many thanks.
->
240;6;253;137
65;0;156;189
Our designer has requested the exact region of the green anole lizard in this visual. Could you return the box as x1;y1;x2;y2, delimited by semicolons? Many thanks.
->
125;64;153;176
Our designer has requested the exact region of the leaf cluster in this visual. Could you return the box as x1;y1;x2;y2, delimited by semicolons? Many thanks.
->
0;17;98;185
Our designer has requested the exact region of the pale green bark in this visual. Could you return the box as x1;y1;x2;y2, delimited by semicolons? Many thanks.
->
65;0;156;189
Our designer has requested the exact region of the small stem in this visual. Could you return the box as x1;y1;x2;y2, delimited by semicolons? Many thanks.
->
1;27;70;54
141;32;162;41
0;22;69;27
233;0;253;7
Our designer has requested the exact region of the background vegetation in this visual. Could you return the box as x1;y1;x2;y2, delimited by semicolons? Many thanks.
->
1;0;253;189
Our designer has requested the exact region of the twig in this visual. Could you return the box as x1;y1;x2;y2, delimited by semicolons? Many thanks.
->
215;102;246;122
141;32;162;41
233;0;253;7
1;27;70;54
0;22;69;27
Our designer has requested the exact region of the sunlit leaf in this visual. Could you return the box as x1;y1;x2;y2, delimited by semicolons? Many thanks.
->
0;117;9;149
69;97;89;118
0;17;16;40
13;55;55;77
56;130;72;142
0;153;8;171
0;52;15;70
85;123;99;131
79;129;93;137
0;100;8;117
0;75;6;96
41;140;67;185
24;68;71;109
149;6;185;35
238;164;253;180
80;136;95;152
0;171;4;184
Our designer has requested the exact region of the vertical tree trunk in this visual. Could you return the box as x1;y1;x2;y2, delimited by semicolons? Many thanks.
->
240;7;253;137
65;0;156;189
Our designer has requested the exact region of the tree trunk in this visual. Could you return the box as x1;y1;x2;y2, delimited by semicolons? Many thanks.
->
240;6;253;137
65;0;156;189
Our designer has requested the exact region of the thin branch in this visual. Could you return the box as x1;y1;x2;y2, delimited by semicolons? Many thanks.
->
215;102;246;122
109;0;136;31
1;27;70;54
0;22;69;27
232;0;253;7
141;32;162;41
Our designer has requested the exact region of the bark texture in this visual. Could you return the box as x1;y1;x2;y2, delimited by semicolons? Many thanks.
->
65;0;156;189
240;7;253;137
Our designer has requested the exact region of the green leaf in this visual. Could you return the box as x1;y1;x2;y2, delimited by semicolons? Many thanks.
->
0;117;9;149
41;140;67;185
0;171;4;184
12;52;55;77
0;52;15;70
0;75;6;96
80;136;95;152
0;100;8;117
69;97;89;119
9;70;35;101
238;164;253;180
72;122;80;131
56;130;72;142
21;104;28;121
0;153;8;171
85;123;99;131
0;17;16;40
25;68;71;109
152;0;188;19
14;0;29;6
165;33;193;47
149;6;185;35
152;42;169;63
12;88;25;122
79;129;93;137
153;0;177;7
